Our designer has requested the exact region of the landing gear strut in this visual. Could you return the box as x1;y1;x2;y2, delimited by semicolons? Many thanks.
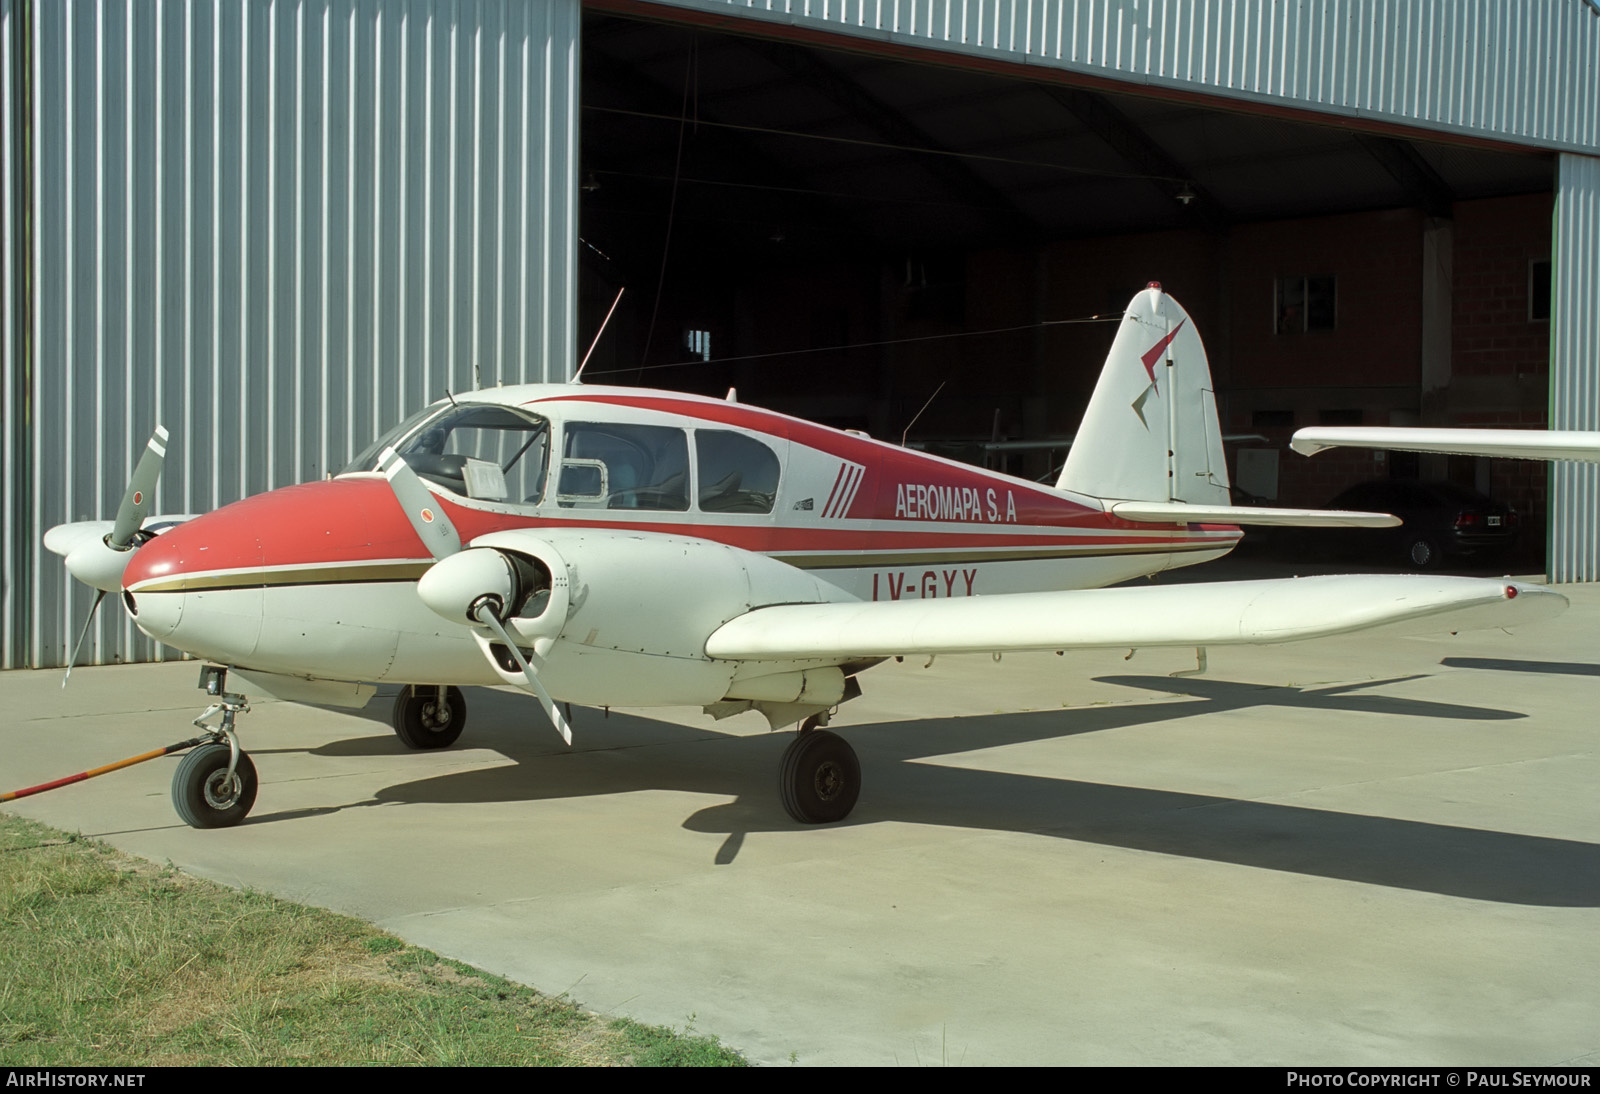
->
391;685;467;749
173;665;257;829
779;715;860;824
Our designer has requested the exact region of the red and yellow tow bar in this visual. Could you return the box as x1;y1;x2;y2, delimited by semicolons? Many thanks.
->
2;735;211;803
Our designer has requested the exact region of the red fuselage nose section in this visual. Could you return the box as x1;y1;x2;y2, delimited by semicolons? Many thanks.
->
125;478;411;591
122;477;513;595
118;477;524;676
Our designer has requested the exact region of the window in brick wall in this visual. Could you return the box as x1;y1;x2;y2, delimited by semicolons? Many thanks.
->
1529;259;1551;322
1274;275;1336;334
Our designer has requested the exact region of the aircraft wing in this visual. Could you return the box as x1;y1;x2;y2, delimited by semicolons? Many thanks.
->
1109;501;1399;527
1291;427;1600;463
705;575;1564;661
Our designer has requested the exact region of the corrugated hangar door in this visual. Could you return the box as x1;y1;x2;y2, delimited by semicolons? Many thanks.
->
1551;153;1600;583
1;0;582;669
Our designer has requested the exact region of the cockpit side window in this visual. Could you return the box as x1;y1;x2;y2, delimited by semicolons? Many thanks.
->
695;430;780;514
559;423;690;511
341;404;444;477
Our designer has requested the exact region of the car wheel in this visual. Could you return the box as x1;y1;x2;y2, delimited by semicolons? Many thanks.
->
1406;537;1439;569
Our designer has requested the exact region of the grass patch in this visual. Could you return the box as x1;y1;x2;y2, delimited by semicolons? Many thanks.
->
0;812;744;1066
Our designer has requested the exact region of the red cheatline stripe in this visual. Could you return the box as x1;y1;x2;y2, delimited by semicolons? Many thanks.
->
822;463;850;518
841;464;864;516
824;463;866;519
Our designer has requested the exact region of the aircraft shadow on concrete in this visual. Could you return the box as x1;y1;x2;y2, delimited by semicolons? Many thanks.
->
1440;656;1600;677
293;678;1599;907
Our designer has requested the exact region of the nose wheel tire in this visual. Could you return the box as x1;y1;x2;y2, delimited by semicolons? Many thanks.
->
393;685;467;750
172;743;258;829
779;729;860;824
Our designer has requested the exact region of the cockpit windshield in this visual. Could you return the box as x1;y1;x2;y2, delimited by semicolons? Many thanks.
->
341;403;550;504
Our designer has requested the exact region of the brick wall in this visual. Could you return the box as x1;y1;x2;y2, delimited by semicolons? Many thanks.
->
1448;194;1552;560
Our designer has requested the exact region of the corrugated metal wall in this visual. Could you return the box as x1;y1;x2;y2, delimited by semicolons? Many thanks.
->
1550;152;1600;583
3;0;581;670
1;0;21;673
646;0;1600;154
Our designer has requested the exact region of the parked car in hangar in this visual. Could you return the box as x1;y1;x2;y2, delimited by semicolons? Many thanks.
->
1318;479;1520;569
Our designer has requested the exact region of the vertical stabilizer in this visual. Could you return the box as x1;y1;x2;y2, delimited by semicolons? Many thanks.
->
1056;284;1230;505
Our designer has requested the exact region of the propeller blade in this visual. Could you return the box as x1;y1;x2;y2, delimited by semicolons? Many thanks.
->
378;446;462;559
110;427;169;549
379;446;564;741
61;589;107;687
474;608;573;746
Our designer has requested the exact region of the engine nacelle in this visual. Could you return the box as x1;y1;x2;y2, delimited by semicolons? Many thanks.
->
467;527;846;661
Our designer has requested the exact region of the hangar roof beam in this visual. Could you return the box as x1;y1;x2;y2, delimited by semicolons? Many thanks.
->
740;38;1041;243
1038;86;1228;231
1354;136;1458;220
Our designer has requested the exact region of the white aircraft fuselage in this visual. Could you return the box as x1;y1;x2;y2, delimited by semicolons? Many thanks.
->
119;385;1240;708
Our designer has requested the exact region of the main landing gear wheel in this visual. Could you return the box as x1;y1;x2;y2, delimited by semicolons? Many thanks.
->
779;728;860;824
392;685;467;750
171;742;258;829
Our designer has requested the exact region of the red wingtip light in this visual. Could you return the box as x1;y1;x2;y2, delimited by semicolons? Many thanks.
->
1505;584;1518;599
1146;281;1162;290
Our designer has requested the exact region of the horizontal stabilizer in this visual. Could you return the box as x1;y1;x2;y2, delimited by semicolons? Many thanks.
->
1292;427;1600;463
1109;501;1400;528
706;576;1565;661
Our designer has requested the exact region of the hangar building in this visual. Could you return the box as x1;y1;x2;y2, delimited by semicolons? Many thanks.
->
4;0;1598;668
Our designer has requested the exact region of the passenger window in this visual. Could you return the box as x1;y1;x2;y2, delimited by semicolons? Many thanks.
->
696;430;779;514
559;423;690;511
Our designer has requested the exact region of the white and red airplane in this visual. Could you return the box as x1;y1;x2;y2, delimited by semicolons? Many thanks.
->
44;284;1565;830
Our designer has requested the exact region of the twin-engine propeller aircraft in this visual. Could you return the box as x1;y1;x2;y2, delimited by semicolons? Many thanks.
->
45;284;1565;830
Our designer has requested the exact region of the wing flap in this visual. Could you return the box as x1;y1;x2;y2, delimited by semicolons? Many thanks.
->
1110;501;1400;527
705;576;1565;661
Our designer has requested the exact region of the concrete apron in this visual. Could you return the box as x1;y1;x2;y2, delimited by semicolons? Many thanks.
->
3;583;1598;1066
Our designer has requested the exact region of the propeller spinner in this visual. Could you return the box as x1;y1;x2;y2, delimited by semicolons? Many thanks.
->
46;427;171;683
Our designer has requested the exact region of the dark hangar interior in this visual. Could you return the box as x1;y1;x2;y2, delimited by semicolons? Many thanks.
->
577;9;1556;557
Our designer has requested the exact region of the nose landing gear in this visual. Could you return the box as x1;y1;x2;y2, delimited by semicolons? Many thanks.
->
173;665;257;829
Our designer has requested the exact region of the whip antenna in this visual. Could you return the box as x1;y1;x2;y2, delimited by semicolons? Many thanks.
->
901;380;947;448
576;287;625;382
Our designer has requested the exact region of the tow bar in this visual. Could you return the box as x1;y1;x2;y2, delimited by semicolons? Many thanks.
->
2;734;211;803
6;665;258;829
